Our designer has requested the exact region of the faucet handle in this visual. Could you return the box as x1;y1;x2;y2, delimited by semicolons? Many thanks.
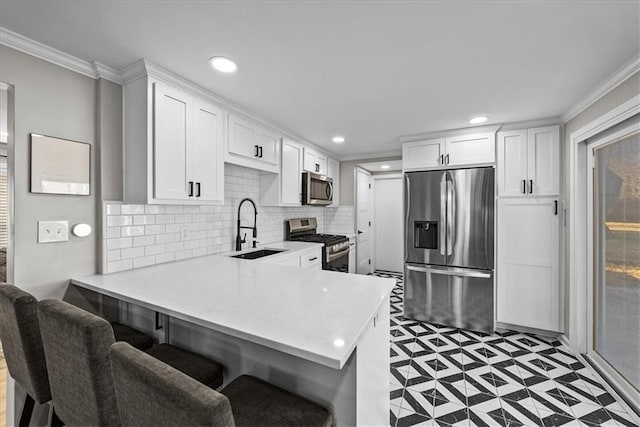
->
242;233;247;243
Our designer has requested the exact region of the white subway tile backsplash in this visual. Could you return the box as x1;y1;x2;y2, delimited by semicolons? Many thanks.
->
121;204;145;215
103;164;354;273
107;237;132;250
121;246;145;259
107;215;132;227
133;235;155;247
133;215;155;225
120;226;145;237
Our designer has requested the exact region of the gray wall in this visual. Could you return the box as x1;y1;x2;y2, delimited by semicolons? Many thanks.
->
339;155;402;205
562;71;640;337
0;46;107;298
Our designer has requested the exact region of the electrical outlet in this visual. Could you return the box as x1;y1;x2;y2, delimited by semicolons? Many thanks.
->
38;220;69;243
181;225;190;241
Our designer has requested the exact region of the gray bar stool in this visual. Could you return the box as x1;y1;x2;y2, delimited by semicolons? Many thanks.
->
37;299;224;426
110;341;334;427
0;284;155;426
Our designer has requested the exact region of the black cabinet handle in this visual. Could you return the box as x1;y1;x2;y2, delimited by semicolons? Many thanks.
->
554;200;558;215
522;180;526;194
155;312;162;331
529;179;533;194
196;182;201;197
445;154;450;165
258;146;263;158
254;145;259;157
309;257;318;261
315;163;320;172
188;181;194;197
439;154;444;165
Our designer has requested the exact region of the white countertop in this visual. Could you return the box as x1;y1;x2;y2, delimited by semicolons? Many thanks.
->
71;242;395;369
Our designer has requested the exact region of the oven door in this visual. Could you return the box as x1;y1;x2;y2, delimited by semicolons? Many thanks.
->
303;172;333;206
325;247;350;272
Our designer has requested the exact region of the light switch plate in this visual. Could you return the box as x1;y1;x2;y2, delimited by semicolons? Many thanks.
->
38;220;69;243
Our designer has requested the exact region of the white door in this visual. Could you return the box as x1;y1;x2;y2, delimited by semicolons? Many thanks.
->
316;152;328;175
303;147;320;173
281;139;303;205
527;126;560;196
191;101;224;202
374;175;403;272
257;128;279;165
497;130;528;197
356;167;372;274
153;82;189;200
228;114;258;159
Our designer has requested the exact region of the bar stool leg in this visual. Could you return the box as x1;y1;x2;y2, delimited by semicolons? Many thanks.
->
18;394;35;427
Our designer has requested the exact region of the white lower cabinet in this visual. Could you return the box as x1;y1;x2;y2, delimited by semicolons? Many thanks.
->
267;247;322;270
497;198;561;332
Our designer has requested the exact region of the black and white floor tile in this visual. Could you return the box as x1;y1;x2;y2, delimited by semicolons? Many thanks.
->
371;270;639;427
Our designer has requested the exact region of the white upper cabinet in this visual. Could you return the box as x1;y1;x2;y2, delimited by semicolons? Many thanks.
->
444;133;495;166
227;113;280;173
123;78;224;204
328;158;340;206
497;125;560;197
303;147;328;174
280;138;304;205
259;138;303;206
402;138;444;170
402;133;495;171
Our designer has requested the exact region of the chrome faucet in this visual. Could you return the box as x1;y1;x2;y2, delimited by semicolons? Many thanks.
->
235;198;258;251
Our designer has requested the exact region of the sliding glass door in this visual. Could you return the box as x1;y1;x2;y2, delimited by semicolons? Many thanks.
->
589;123;639;409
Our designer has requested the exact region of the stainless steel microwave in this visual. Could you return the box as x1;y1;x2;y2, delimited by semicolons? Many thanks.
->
302;172;333;206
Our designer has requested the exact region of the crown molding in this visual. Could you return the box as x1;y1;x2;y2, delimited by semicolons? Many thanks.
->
0;82;9;90
339;150;402;162
0;26;121;83
397;123;502;144
561;53;640;123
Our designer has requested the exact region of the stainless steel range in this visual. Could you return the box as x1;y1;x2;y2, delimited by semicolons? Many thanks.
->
285;218;350;272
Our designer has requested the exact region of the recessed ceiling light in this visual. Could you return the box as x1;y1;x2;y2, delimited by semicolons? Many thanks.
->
380;165;390;169
469;116;488;124
332;136;345;143
209;56;238;73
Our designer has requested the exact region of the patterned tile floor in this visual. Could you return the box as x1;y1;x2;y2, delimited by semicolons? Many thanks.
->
372;271;639;427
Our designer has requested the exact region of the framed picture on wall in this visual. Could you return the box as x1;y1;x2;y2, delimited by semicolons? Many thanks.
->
30;133;91;195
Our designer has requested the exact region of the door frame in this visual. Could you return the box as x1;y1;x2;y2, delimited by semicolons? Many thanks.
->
585;121;640;408
568;95;640;354
372;173;403;272
355;166;373;274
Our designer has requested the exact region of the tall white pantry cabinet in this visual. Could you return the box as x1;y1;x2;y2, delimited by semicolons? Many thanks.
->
496;125;562;332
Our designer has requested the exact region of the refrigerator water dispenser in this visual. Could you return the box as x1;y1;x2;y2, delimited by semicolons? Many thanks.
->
414;221;438;249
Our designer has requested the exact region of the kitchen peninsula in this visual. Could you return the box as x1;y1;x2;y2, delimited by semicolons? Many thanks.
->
71;242;395;427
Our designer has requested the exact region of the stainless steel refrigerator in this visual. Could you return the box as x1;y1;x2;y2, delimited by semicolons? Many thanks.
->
404;167;495;333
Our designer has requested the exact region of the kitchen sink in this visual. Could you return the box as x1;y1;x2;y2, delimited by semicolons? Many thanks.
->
230;249;286;260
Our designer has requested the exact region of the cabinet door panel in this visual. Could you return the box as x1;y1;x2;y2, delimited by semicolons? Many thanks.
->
497;198;560;331
303;148;319;172
228;115;258;159
527;126;560;196
281;139;303;205
445;133;495;166
258;129;279;165
153;83;189;200
192;102;224;201
317;153;328;175
402;139;444;170
497;130;528;197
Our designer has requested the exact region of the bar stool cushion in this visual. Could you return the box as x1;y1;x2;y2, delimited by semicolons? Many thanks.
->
38;299;120;427
111;322;154;351
221;375;333;427
110;342;234;427
145;343;224;389
0;284;51;404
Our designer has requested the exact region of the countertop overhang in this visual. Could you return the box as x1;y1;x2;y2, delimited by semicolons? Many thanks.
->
71;242;395;369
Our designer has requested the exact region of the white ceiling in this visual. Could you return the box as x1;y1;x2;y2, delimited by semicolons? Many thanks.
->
0;1;638;158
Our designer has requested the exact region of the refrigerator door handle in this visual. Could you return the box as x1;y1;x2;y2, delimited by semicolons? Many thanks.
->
406;264;492;279
439;176;447;255
446;177;454;256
